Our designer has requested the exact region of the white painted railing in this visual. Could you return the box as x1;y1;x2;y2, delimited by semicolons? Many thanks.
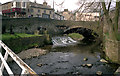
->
0;40;38;76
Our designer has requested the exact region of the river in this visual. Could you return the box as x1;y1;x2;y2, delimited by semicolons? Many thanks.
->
6;36;119;75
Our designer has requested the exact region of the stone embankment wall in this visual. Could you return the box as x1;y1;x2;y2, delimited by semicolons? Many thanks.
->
3;36;47;53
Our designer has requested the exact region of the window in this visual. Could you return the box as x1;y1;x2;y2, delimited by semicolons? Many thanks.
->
38;10;40;13
49;11;52;14
42;14;50;18
16;2;21;8
44;10;46;14
22;2;26;8
28;9;29;12
85;14;92;16
12;2;16;8
94;16;99;18
31;9;33;13
12;3;13;7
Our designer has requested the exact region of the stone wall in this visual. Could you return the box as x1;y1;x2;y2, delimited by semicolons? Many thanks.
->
3;36;47;53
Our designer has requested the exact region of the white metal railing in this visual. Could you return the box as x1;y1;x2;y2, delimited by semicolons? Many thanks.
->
0;40;38;76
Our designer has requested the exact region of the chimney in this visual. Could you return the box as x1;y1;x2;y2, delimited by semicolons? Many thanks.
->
34;0;36;3
43;1;47;6
64;9;68;12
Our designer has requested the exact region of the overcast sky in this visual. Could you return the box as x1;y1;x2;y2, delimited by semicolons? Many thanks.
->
0;0;80;11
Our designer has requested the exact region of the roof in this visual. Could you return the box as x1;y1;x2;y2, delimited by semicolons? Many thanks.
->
55;12;64;16
29;2;53;10
1;1;53;11
1;1;13;5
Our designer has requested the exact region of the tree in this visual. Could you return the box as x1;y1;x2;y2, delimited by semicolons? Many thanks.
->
102;0;120;40
75;0;120;40
69;1;101;21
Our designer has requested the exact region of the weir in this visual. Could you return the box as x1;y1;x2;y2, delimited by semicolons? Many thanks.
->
52;36;77;46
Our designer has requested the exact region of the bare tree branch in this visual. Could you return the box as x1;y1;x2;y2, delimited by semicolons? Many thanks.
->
108;0;112;11
114;1;120;32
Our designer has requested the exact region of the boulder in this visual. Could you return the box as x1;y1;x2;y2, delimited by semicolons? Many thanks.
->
96;71;102;75
100;59;108;63
86;64;92;68
37;63;42;67
83;58;88;61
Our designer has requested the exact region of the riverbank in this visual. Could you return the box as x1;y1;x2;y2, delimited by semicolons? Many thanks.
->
2;33;42;40
2;33;52;53
115;67;120;74
8;40;119;75
8;48;47;61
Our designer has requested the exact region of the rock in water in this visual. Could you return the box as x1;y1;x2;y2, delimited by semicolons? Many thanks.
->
82;64;86;67
83;57;88;61
37;64;42;67
86;64;92;68
96;71;102;75
115;67;120;74
41;73;46;76
100;59;108;63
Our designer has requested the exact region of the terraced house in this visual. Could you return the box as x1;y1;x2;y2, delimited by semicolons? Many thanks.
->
1;0;54;19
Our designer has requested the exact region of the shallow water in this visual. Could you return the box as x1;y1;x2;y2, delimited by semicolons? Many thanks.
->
7;40;119;75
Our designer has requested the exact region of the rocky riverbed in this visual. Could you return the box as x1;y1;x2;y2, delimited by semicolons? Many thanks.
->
8;48;47;61
6;44;119;75
6;36;120;75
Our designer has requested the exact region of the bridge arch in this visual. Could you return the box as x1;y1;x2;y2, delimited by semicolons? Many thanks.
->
63;27;99;40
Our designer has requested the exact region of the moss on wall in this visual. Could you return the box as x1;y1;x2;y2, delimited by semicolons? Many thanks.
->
3;36;51;54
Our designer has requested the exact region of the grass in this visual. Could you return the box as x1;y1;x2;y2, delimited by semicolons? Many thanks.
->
68;33;84;40
1;33;42;40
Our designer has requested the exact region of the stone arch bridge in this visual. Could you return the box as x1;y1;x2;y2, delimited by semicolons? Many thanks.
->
2;18;102;39
55;20;102;39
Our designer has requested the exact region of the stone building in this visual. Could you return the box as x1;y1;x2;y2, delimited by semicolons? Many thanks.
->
1;0;54;19
61;9;75;21
76;12;100;21
54;12;64;20
60;9;100;21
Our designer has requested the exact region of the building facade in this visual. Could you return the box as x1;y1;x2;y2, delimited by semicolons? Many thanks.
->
60;9;100;21
1;0;54;19
61;9;75;21
0;3;2;15
76;12;100;21
54;12;64;20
